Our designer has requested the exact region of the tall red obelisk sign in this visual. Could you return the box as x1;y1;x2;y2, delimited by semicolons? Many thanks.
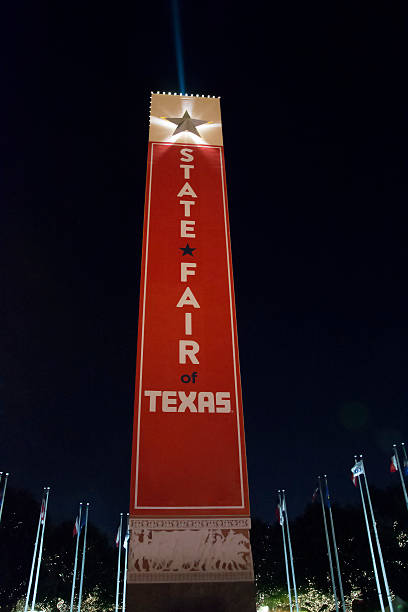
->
127;93;256;611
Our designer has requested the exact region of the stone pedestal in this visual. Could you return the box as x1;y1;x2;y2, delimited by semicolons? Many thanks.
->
127;581;257;612
126;517;256;612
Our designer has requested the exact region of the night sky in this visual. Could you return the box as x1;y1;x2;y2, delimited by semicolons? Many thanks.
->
2;1;408;536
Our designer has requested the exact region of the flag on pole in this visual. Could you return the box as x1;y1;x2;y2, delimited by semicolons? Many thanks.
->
73;510;86;537
123;528;130;550
390;455;398;473
73;515;80;537
40;498;46;524
276;504;284;526
115;525;121;548
351;460;364;486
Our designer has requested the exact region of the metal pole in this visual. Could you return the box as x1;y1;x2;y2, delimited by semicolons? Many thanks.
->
393;445;408;511
70;503;83;612
318;477;338;612
324;476;346;612
115;513;123;612
122;513;129;612
360;457;393;612
31;487;50;612
278;491;293;612
0;472;9;524
24;489;46;612
354;458;385;612
77;503;89;612
282;491;299;612
401;442;408;469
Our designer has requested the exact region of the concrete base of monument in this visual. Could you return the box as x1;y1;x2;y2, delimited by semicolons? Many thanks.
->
126;517;256;611
126;581;257;612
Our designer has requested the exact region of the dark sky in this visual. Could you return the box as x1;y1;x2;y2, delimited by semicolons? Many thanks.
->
2;1;408;535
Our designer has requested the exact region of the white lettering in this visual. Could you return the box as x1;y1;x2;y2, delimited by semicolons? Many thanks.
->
179;200;195;217
176;287;200;308
178;392;197;412
144;391;232;414
180;262;196;282
162;391;177;412
179;340;200;364
185;312;192;335
177;182;197;199
216;392;231;413
180;148;194;163
198;392;215;413
181;219;196;238
144;390;162;412
180;164;194;179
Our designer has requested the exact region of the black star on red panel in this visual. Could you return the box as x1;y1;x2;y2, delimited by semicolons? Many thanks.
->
180;243;196;256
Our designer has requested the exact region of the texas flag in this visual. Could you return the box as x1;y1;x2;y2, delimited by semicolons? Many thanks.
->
390;455;398;473
351;460;364;486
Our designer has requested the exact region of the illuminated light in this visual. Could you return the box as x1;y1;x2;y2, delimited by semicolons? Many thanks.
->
168;91;171;94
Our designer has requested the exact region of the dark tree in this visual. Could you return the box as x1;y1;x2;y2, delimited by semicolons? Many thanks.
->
0;487;115;611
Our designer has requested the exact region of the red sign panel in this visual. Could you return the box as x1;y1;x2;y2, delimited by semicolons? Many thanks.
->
130;142;250;516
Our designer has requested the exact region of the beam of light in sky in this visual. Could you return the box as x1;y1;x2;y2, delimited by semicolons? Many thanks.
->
171;0;185;94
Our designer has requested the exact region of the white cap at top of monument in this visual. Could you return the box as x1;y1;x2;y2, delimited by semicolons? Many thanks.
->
149;92;223;146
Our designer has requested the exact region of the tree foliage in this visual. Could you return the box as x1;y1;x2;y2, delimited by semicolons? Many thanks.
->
251;485;408;610
0;487;115;612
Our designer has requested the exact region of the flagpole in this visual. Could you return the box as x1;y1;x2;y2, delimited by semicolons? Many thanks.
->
31;486;50;612
115;513;123;612
318;477;338;612
0;472;9;524
360;457;394;612
278;491;293;612
393;445;408;511
24;489;46;612
122;513;129;612
77;503;89;612
354;457;385;612
70;503;83;612
282;491;299;612
324;476;346;612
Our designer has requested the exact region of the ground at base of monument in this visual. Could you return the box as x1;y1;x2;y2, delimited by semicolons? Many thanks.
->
126;580;257;612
